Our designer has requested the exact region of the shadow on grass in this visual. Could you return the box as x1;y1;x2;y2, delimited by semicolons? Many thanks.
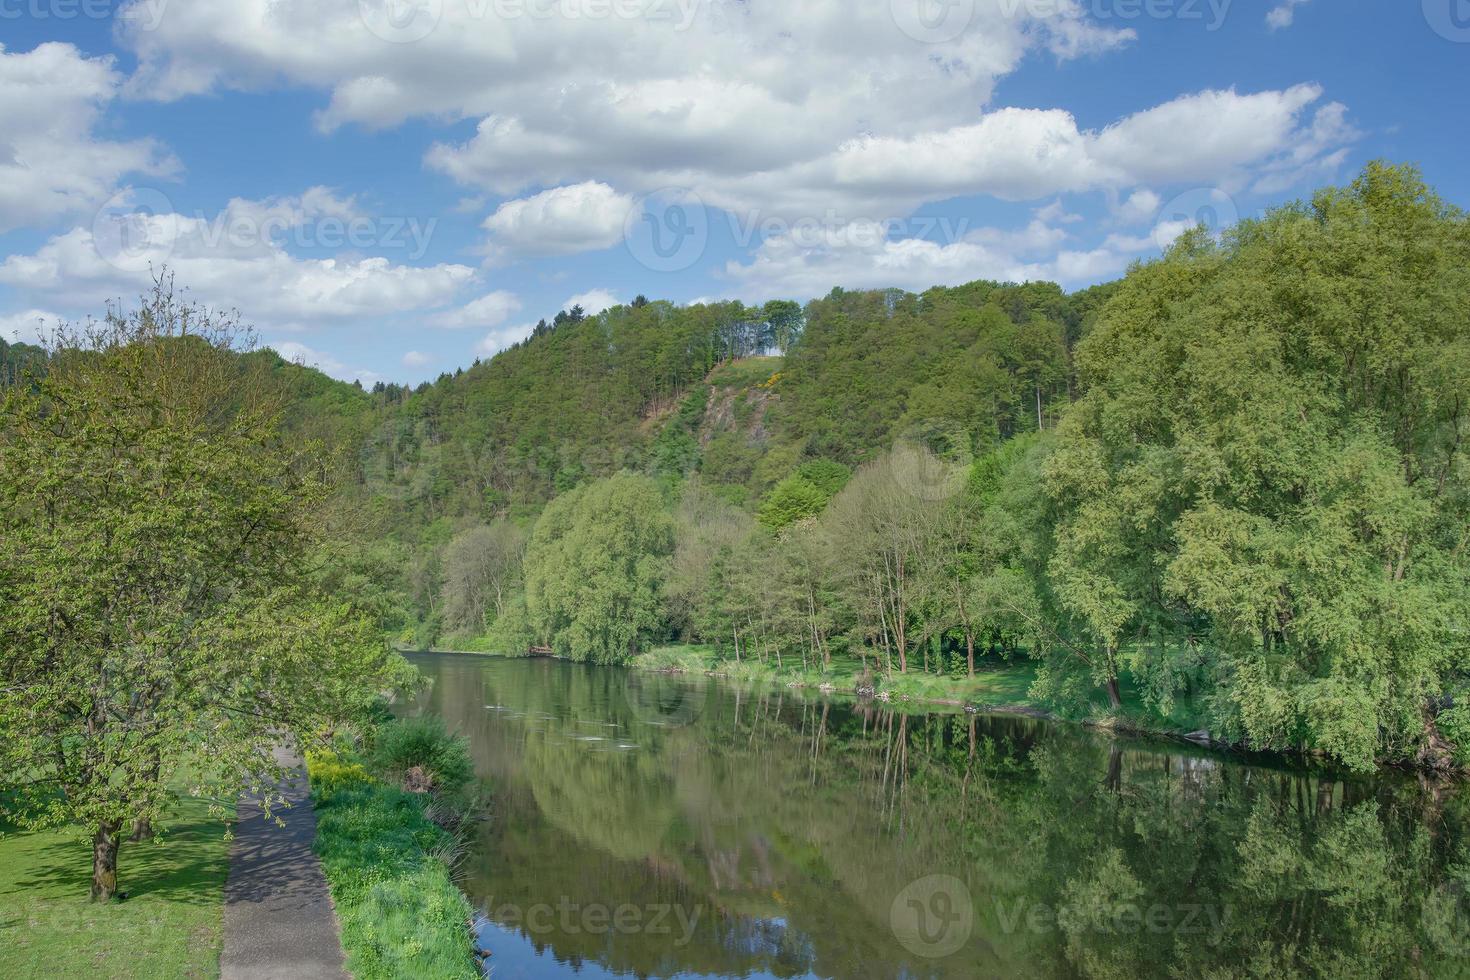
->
0;809;229;908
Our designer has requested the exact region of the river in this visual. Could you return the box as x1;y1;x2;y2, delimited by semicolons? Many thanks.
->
404;653;1470;979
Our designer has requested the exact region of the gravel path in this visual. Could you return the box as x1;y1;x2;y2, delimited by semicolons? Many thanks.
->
221;746;348;980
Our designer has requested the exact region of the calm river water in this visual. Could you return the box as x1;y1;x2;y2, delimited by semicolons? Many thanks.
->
405;653;1470;979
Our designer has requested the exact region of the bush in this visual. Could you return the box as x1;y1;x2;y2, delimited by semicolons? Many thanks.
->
308;760;478;980
368;716;473;795
303;749;371;796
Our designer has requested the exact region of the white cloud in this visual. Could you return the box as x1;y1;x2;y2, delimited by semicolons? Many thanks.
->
431;290;523;329
476;321;539;358
0;42;175;234
720;216;1157;301
0;308;60;344
482;181;633;259
402;349;431;368
111;3;1351;237
115;1;1145;218
565;288;619;317
271;340;380;384
1267;0;1310;30
0;195;479;331
1111;189;1163;225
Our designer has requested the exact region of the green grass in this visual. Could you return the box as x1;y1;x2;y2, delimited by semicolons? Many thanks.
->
307;753;478;980
707;355;783;389
0;794;230;980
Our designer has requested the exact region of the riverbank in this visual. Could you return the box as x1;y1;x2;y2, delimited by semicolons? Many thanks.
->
408;642;1213;745
0;792;231;979
306;748;480;980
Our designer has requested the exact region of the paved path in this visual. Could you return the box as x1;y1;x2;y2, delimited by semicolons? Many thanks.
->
221;746;348;980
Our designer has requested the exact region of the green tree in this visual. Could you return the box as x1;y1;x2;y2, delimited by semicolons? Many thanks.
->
0;283;409;900
521;473;674;664
1046;163;1470;767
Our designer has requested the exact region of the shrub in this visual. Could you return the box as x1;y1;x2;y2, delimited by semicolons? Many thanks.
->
308;761;478;980
304;749;371;796
368;716;474;795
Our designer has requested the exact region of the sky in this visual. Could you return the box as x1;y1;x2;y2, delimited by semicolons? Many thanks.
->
0;0;1467;386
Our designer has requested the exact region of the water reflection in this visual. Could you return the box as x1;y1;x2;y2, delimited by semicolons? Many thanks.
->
404;654;1470;980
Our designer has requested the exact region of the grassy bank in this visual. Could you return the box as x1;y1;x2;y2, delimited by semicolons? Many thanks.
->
631;644;1211;736
306;750;479;980
0;793;230;979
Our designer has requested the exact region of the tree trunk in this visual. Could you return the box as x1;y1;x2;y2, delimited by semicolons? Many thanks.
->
966;631;975;677
1105;675;1122;710
129;816;154;842
91;819;123;901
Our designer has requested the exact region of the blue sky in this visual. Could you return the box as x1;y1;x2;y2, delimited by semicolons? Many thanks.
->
1;0;1466;385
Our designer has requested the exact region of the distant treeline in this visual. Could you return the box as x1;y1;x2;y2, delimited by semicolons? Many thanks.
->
6;163;1466;771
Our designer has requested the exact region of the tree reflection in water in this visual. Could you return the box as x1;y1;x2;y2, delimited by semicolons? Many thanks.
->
406;654;1470;980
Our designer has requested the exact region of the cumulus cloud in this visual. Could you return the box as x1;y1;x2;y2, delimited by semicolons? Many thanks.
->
0;308;60;344
565;288;619;317
0;42;175;234
0;194;479;332
1267;0;1311;30
482;181;633;259
115;1;1145;218
431;290;523;329
476;321;539;358
719;208;1158;301
272;340;380;384
402;349;431;368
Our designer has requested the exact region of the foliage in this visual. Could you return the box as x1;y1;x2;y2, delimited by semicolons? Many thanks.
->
0;281;414;898
367;716;474;795
521;473;675;664
1045;162;1470;769
308;754;478;980
757;459;851;529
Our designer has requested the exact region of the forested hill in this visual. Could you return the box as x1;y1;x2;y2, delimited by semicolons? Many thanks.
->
1;275;1116;637
285;277;1114;641
348;280;1116;515
10;163;1467;772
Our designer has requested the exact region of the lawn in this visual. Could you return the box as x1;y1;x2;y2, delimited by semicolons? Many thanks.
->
0;793;231;980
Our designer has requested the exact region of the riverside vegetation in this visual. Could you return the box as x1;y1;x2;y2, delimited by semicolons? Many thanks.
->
0;160;1466;973
307;714;482;979
342;162;1467;775
6;163;1468;779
